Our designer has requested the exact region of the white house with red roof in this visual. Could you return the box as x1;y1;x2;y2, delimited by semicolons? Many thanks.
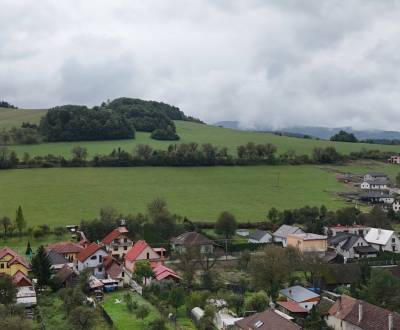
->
101;226;133;260
75;242;108;278
124;240;179;285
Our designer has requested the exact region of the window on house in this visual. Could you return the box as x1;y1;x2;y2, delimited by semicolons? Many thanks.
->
392;238;396;243
124;246;127;250
0;263;4;269
90;255;97;260
122;272;125;277
99;255;103;262
146;252;150;259
113;247;118;251
124;238;128;243
98;267;103;272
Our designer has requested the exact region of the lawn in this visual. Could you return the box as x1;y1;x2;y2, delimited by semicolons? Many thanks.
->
0;107;47;129
0;233;72;255
2;108;400;157
0;165;349;227
103;291;165;330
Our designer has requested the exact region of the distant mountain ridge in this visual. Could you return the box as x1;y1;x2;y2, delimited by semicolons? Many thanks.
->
213;121;400;141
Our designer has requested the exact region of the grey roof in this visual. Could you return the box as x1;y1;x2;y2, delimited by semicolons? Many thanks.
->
279;285;320;303
353;245;378;254
360;190;391;198
170;231;213;246
341;235;360;251
47;249;69;265
249;229;271;241
365;172;387;177
364;178;388;185
273;225;304;239
328;233;352;246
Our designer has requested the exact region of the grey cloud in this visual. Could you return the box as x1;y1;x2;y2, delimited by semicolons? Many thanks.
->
1;0;400;130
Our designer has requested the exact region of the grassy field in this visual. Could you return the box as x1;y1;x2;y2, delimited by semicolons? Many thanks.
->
2;107;400;157
0;165;349;227
0;107;47;129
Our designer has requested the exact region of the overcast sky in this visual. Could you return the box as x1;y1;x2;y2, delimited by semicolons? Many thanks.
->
1;0;400;130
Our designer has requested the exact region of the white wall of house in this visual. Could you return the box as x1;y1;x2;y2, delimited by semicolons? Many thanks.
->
105;235;133;259
369;233;400;253
76;249;108;278
326;316;363;330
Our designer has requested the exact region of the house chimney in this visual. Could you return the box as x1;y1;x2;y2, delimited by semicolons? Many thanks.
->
389;313;393;330
358;303;363;323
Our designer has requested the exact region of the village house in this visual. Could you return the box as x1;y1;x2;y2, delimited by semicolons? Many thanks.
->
360;190;394;204
279;285;321;311
47;249;70;271
328;233;377;260
326;294;400;330
170;231;214;254
46;242;84;262
125;240;179;284
273;225;305;247
363;172;388;181
276;301;308;318
326;224;370;237
364;228;400;252
101;226;133;260
393;200;400;212
54;264;79;288
235;309;302;330
103;256;126;287
360;178;388;190
75;242;108;278
389;155;400;164
248;229;272;244
287;233;327;255
0;247;30;279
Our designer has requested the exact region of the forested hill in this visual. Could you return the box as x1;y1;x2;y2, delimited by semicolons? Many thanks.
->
37;97;203;142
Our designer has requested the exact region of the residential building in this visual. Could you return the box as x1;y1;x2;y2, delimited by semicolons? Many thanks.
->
248;230;272;244
170;231;214;254
360;178;388;190
75;242;108;278
46;242;84;262
393;200;400;212
235;309;302;330
389;155;400;164
364;228;400;252
279;286;320;311
360;190;394;204
287;233;327;255
273;225;305;247
16;285;37;307
276;301;308;318
125;240;179;284
326;294;400;330
54;265;79;288
0;247;30;277
364;172;388;181
326;224;370;237
47;249;70;271
101;226;133;260
236;229;249;237
103;256;125;287
328;233;377;260
125;240;163;273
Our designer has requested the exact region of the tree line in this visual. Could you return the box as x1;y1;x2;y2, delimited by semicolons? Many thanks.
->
0;140;396;170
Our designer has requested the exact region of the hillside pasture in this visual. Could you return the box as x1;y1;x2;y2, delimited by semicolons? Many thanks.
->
1;106;400;157
0;165;349;227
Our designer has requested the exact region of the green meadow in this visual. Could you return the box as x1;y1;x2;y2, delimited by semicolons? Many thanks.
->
0;165;349;227
2;107;400;157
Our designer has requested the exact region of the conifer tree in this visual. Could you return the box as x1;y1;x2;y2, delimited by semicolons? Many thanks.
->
15;206;26;235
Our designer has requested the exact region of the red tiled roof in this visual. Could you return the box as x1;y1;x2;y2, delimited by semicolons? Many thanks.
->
0;247;17;259
101;227;129;244
47;242;84;254
12;270;32;286
76;242;103;262
104;256;123;279
152;264;180;281
125;240;151;262
329;294;400;330
0;247;30;269
277;301;308;313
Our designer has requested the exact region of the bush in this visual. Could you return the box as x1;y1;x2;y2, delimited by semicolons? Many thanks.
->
151;128;180;141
